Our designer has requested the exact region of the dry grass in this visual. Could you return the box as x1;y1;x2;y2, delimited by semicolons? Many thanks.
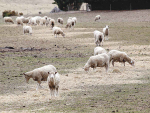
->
0;10;150;113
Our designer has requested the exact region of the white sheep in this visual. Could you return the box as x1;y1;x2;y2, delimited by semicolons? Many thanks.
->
50;19;55;29
108;50;135;67
29;17;37;25
23;18;29;24
35;16;42;25
72;17;77;25
4;17;14;24
57;18;63;25
94;47;107;56
47;71;60;97
23;26;32;35
65;18;72;29
94;30;104;46
95;15;101;21
40;17;46;26
103;25;109;40
83;53;110;73
53;27;65;38
45;17;51;26
16;16;24;25
23;64;57;90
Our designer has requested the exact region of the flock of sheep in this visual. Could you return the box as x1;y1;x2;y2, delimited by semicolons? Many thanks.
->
4;14;134;98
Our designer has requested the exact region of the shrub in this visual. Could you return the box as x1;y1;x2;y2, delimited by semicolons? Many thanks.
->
2;10;18;17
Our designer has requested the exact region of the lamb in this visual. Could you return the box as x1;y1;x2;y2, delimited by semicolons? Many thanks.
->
23;26;32;35
4;17;14;24
95;15;101;21
108;50;134;67
29;17;37;25
16;16;24;25
65;19;72;29
47;71;60;97
94;30;104;46
53;27;65;38
57;18;63;25
23;64;57;90
50;19;55;28
94;47;107;56
103;25;109;40
83;53;110;73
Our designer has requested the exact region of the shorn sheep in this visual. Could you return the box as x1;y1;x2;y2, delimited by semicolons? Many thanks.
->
83;53;110;73
53;27;65;38
47;71;60;97
94;47;107;56
23;26;32;35
94;30;104;46
108;50;135;67
103;25;109;40
23;64;57;90
57;18;63;25
4;17;14;24
95;15;101;21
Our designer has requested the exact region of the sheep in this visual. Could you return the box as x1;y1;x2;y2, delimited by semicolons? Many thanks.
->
23;64;57;90
94;30;104;46
23;18;29;24
35;16;42;25
57;18;63;25
23;26;32;35
53;27;65;38
45;17;51;26
108;50;135;67
50;19;55;29
103;25;109;40
95;15;101;21
65;19;72;29
40;17;47;26
94;47;107;56
72;17;77;24
4;17;14;24
83;53;110;73
16;16;24;25
47;71;60;97
28;17;37;25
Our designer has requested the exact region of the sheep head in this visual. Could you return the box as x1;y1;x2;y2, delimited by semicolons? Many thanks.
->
130;60;135;66
48;72;57;80
83;63;90;72
23;73;31;83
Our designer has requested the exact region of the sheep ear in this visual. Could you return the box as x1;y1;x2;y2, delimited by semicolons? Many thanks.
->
23;73;26;76
48;72;50;74
55;72;57;74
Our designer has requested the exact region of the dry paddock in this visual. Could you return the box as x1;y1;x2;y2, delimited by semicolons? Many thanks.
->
0;10;150;113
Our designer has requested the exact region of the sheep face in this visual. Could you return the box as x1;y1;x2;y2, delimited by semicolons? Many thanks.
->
62;33;65;38
83;64;90;72
48;72;57;80
130;60;135;66
23;73;31;83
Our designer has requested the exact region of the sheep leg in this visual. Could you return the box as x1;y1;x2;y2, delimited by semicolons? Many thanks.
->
112;60;115;67
105;64;109;73
56;87;59;96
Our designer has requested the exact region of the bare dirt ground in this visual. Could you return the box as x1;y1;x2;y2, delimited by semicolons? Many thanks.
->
0;10;150;113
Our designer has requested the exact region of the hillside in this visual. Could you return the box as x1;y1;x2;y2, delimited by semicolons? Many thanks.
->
0;0;57;17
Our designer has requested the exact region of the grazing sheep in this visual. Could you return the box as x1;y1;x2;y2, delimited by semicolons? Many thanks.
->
23;64;57;90
53;27;65;38
108;50;135;67
57;18;63;25
65;19;72;29
94;30;104;46
23;18;29;24
23;26;32;35
4;17;14;24
83;53;110;72
47;71;60;97
16;16;24;25
95;15;101;21
35;16;42;25
94;47;107;56
72;17;77;24
50;19;55;29
40;17;46;26
103;25;109;40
